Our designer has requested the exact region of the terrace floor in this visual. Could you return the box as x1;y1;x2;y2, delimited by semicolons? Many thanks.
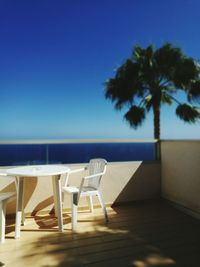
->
1;200;200;267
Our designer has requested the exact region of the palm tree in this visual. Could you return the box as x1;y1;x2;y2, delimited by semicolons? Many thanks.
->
105;43;200;140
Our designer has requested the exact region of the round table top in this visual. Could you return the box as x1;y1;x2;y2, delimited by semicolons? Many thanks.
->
6;165;70;177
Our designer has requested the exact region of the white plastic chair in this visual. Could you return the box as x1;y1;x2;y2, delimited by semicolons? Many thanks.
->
0;172;25;226
62;158;108;231
0;192;15;243
0;173;17;243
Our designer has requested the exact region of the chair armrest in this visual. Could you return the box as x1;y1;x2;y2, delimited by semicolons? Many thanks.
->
83;171;105;180
0;192;16;202
0;172;16;182
62;167;86;187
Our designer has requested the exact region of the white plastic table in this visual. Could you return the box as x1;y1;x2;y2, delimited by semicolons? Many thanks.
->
6;165;70;238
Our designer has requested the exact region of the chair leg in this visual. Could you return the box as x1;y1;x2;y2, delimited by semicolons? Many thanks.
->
97;191;109;223
62;192;65;208
87;196;94;213
21;203;25;226
71;193;78;231
0;200;7;244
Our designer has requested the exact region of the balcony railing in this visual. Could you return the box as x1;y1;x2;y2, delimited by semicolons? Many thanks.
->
0;139;157;166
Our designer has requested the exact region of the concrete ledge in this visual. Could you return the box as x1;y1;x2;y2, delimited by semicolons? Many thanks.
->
0;161;161;215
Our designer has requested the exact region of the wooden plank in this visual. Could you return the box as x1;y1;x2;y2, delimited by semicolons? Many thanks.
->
1;200;200;267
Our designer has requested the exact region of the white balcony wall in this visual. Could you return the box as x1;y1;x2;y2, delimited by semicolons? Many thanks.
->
161;140;200;217
0;161;160;216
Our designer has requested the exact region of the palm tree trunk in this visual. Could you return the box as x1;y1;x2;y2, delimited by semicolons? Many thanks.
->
153;104;160;140
153;104;161;160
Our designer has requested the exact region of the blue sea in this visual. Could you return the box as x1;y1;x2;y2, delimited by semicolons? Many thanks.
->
0;142;156;166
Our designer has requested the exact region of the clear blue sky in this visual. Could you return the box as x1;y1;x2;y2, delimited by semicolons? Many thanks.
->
0;0;200;140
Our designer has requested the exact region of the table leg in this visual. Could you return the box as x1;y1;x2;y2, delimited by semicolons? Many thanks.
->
15;177;24;239
14;177;25;226
52;175;63;232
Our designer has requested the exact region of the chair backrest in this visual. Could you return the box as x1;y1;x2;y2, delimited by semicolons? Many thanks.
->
87;158;107;190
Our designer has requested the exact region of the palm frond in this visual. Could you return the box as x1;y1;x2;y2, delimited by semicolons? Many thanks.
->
144;95;153;111
105;60;143;109
154;43;182;79
188;80;200;103
173;58;199;88
162;85;177;93
161;93;173;105
124;105;146;128
133;45;143;60
176;104;200;123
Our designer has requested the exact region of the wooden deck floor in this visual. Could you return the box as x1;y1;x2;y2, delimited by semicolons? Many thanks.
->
1;200;200;267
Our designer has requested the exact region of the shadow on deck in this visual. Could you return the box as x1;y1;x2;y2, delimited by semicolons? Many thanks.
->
1;199;200;267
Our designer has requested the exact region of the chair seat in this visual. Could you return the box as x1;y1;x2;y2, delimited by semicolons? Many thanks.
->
62;186;98;195
62;186;79;194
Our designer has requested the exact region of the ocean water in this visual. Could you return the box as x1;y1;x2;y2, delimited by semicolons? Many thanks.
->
0;142;156;166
